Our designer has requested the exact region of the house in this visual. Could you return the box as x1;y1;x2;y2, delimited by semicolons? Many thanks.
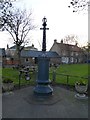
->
21;44;38;66
50;39;84;64
5;44;38;66
5;44;18;65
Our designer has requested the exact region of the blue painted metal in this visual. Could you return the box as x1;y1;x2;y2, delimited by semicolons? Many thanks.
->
40;17;49;51
21;17;60;96
33;17;55;96
37;57;50;83
34;55;53;95
21;50;60;58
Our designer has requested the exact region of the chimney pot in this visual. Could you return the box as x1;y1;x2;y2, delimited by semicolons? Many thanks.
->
61;39;63;43
54;39;57;43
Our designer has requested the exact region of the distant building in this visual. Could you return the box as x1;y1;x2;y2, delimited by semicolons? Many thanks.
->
5;44;38;66
50;39;84;64
21;45;38;66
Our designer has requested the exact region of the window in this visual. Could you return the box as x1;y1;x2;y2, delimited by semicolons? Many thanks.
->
70;57;74;63
62;57;69;63
6;57;10;60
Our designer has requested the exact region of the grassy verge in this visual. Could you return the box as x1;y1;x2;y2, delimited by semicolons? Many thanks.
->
49;63;88;86
2;68;36;86
2;64;88;86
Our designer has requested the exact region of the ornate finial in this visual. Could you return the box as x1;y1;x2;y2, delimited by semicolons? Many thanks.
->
42;17;47;23
42;17;47;26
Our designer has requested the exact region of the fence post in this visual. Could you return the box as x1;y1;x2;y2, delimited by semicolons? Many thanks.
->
66;75;69;88
19;70;22;89
19;73;21;89
52;70;56;83
33;69;37;81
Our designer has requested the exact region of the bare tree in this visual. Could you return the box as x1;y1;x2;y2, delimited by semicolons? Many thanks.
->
0;0;16;28
63;34;78;45
68;0;89;12
62;35;78;64
0;7;35;66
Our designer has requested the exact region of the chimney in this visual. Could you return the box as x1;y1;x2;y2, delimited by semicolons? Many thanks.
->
61;39;63;44
32;44;34;47
54;39;57;43
75;42;78;46
7;44;9;49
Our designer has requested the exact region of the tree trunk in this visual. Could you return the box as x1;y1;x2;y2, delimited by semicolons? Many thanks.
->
16;45;21;68
18;51;21;66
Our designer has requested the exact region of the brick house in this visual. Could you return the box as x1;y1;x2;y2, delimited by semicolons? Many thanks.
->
50;39;84;64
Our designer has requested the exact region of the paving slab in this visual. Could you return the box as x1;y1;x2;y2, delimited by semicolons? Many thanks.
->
2;86;88;118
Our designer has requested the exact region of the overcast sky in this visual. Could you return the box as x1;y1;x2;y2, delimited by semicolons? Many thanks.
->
0;0;88;50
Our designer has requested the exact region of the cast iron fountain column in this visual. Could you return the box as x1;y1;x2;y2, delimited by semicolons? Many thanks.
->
34;17;53;96
21;17;59;96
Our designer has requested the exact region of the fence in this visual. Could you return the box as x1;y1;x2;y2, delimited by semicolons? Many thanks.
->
18;68;37;89
15;64;90;88
18;68;88;89
50;70;88;86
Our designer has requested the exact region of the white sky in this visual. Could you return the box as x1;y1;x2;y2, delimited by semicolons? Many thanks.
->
0;0;88;50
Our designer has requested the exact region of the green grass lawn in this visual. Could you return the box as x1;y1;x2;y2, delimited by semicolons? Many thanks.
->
2;68;36;86
50;64;88;76
50;63;88;86
2;64;88;86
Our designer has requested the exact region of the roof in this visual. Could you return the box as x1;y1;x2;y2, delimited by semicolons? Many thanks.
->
50;41;82;52
24;46;38;51
9;45;17;49
6;45;38;57
9;45;38;51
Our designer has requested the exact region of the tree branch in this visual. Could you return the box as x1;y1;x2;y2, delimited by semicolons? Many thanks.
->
5;27;16;42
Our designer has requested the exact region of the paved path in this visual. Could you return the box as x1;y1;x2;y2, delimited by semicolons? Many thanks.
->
2;86;88;118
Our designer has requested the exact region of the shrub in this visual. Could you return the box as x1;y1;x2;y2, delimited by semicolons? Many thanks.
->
75;79;87;86
3;77;13;83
